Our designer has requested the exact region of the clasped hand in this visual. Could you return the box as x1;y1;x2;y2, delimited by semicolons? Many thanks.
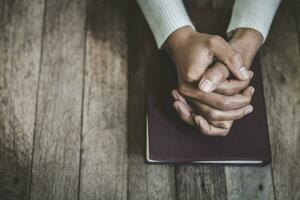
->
164;26;263;136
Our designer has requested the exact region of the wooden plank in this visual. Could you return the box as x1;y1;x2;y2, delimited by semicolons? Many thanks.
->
176;166;227;200
127;2;176;200
210;1;276;200
225;167;274;200
260;0;300;199
29;0;86;199
176;2;228;200
78;0;128;199
0;0;44;199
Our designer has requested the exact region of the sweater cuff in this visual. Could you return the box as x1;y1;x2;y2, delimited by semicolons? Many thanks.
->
227;0;281;42
137;0;195;48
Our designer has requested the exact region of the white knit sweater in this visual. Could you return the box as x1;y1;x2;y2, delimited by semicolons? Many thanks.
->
137;0;281;48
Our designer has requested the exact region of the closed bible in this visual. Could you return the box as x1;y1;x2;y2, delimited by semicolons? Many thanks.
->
145;10;271;165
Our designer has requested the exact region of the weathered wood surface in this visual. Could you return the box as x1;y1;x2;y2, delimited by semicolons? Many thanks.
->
176;2;235;200
260;0;300;199
225;167;274;200
79;0;128;199
127;2;176;200
30;0;86;199
0;0;299;199
209;1;275;199
179;1;273;199
0;0;44;199
177;166;227;200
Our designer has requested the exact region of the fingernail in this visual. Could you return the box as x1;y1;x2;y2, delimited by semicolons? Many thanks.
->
250;71;254;79
172;90;188;104
244;105;253;115
195;116;202;127
199;79;214;93
240;67;250;79
177;94;188;104
195;116;208;130
177;103;190;117
249;87;255;95
171;90;179;100
221;122;231;129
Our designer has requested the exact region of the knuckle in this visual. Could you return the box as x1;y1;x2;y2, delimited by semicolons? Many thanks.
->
202;130;213;136
221;97;230;107
200;50;214;68
207;110;220;120
223;88;236;96
220;121;231;129
216;83;229;94
219;129;230;136
213;67;226;79
178;85;188;96
226;121;233;129
216;97;231;110
185;70;199;82
208;35;222;46
228;51;243;66
224;82;248;95
198;48;208;57
232;86;242;94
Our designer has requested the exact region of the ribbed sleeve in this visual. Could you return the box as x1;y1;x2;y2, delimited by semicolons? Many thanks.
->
137;0;195;48
227;0;281;42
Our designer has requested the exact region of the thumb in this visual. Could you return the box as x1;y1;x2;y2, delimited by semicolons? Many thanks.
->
208;35;251;80
198;62;230;92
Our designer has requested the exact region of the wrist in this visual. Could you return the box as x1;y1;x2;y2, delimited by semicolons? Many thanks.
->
229;28;263;67
164;26;195;57
231;28;263;45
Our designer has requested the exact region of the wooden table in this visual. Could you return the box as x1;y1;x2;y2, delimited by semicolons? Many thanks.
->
0;0;299;199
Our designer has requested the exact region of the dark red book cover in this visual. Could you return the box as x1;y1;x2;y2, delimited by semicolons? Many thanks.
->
146;10;271;165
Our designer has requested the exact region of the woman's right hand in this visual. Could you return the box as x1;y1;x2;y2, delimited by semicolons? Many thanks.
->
164;26;251;93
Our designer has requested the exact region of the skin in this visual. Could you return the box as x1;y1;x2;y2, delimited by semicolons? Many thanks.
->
165;27;263;136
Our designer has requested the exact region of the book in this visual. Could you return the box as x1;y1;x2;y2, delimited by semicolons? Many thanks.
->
145;10;271;165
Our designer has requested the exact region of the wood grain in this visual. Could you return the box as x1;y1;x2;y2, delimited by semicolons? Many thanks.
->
176;2;229;200
225;167;274;200
209;1;276;200
176;166;227;200
30;0;86;199
127;2;176;200
260;0;300;199
79;0;128;199
0;0;44;199
0;0;298;199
